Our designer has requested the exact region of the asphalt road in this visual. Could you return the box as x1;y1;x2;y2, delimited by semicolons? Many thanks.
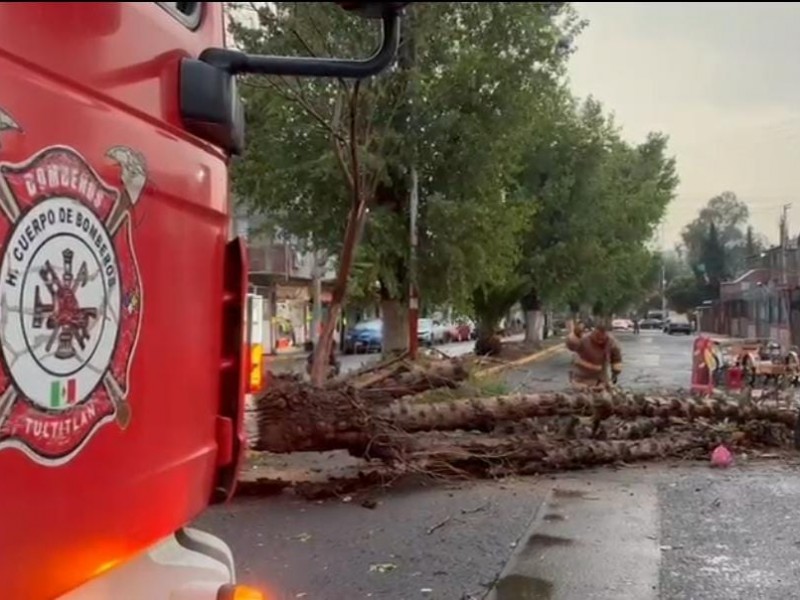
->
198;329;800;599
488;462;800;600
196;478;550;600
502;329;694;392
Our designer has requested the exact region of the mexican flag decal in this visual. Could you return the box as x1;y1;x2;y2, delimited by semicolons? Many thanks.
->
0;111;147;466
50;380;77;409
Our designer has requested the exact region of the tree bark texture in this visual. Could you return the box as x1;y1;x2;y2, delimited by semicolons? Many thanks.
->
253;385;800;456
381;298;409;356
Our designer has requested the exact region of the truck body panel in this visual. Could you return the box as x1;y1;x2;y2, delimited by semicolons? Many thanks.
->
0;4;238;598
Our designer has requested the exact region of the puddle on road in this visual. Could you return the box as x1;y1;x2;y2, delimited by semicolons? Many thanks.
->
552;488;585;498
494;574;554;599
543;513;565;522
526;533;573;548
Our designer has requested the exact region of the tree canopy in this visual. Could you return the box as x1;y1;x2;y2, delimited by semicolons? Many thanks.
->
230;2;680;349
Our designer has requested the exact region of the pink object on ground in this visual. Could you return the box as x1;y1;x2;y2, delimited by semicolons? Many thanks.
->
710;444;734;468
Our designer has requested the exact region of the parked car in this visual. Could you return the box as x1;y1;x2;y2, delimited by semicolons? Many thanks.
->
452;319;475;342
432;320;451;344
416;319;446;345
612;318;633;332
664;314;692;335
342;319;383;354
418;318;435;346
640;318;662;330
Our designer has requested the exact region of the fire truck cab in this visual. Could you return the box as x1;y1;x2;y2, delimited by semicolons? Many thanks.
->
0;2;402;599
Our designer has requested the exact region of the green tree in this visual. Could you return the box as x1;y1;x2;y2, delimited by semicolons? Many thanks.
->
230;2;582;355
666;274;710;314
681;191;757;280
513;97;677;335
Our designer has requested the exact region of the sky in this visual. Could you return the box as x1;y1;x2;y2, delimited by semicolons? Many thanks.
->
567;2;800;249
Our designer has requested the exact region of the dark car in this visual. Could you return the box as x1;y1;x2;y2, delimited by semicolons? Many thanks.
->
664;315;692;335
640;318;662;330
342;319;383;354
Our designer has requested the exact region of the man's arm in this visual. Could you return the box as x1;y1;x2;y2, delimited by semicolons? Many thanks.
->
566;319;583;351
610;339;623;375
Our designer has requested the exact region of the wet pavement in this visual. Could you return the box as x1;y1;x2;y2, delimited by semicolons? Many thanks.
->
502;330;694;392
485;462;800;600
196;478;550;599
197;329;800;599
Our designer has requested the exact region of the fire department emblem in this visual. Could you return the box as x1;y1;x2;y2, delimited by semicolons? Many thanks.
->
0;109;146;464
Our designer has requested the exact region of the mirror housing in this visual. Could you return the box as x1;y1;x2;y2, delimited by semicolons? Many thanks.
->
199;6;404;79
180;2;407;153
335;2;410;19
179;58;245;155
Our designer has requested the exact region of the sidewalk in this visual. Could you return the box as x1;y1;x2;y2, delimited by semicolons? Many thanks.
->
264;333;528;364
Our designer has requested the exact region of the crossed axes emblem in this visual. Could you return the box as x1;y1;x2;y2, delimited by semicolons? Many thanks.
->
0;107;147;430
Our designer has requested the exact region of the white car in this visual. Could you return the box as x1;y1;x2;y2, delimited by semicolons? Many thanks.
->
612;319;633;331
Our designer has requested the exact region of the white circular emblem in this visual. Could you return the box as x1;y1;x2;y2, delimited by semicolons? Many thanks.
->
0;197;121;411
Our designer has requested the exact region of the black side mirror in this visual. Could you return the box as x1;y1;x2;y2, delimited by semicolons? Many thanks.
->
199;3;405;79
335;2;410;19
179;2;408;154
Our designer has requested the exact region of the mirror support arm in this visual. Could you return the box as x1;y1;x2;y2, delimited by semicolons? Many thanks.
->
199;13;400;79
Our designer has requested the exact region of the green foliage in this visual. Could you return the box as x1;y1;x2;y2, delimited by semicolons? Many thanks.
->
666;275;712;314
231;2;678;328
512;93;677;316
680;191;758;281
230;2;581;315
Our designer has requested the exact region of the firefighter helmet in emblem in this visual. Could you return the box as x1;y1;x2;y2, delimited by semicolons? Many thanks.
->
0;109;146;465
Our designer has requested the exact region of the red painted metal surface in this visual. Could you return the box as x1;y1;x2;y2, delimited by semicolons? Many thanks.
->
0;4;237;598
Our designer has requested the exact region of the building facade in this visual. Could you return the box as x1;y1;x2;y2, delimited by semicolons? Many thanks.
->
697;243;800;348
236;208;337;354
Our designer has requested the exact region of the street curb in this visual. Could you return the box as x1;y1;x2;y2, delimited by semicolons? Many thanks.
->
483;488;554;600
476;343;566;378
266;353;307;364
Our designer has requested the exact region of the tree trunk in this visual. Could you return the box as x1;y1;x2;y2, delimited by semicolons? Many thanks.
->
311;84;366;386
474;319;501;356
525;310;544;347
401;432;708;477
381;298;409;357
521;289;543;346
254;386;800;455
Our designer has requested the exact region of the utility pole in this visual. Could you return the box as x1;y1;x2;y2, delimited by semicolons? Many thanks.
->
660;221;667;317
403;7;420;360
409;168;419;359
780;203;791;286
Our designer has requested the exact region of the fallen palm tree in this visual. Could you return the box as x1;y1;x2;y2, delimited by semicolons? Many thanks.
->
252;378;800;460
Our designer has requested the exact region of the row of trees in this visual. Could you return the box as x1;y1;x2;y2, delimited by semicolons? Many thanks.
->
665;192;768;314
231;2;678;355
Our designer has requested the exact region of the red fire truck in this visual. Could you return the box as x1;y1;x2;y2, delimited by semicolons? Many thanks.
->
0;2;404;598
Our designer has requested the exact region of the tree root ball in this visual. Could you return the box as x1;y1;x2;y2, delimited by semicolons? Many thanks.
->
475;335;503;357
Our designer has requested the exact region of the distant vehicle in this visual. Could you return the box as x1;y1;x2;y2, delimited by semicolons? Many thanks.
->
418;318;435;346
452;319;475;342
342;319;383;354
664;314;692;335
417;318;449;345
612;318;633;332
640;318;663;330
432;320;451;344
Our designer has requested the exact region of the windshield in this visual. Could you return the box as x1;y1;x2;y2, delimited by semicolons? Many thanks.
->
352;320;381;331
